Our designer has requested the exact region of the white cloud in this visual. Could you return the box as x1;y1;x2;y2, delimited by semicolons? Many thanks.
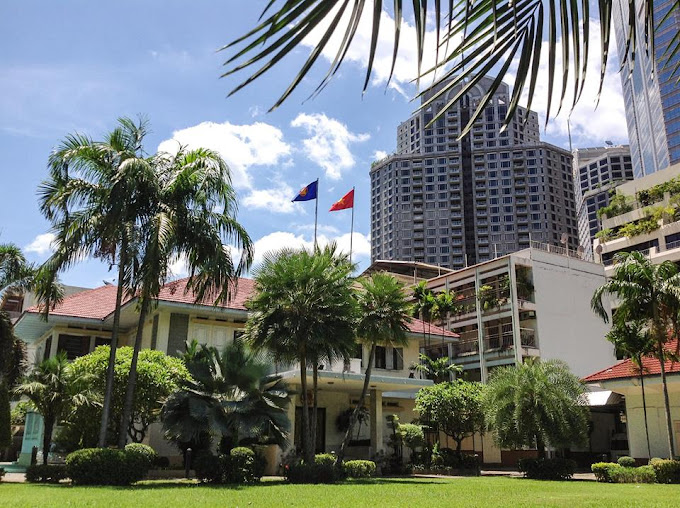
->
373;150;388;160
168;254;189;279
24;233;55;256
242;182;297;214
291;113;369;179
157;121;292;189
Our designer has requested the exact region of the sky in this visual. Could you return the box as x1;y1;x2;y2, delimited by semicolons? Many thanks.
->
0;1;630;288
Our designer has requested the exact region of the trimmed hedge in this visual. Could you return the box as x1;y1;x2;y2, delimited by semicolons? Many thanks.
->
650;458;680;484
610;466;656;484
25;464;68;484
518;458;576;481
343;460;376;478
193;448;262;484
0;467;4;482
284;462;339;484
591;462;620;483
314;453;337;467
193;453;222;483
66;448;151;485
617;456;636;468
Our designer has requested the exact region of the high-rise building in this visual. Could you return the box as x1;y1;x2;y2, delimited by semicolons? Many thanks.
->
612;0;680;177
573;145;634;260
370;77;578;270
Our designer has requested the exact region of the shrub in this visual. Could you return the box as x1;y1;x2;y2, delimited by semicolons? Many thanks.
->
154;456;170;469
314;453;337;467
398;424;425;452
66;447;150;485
591;462;620;483
650;458;680;484
343;460;376;478
227;447;260;484
284;462;338;484
617;456;636;468
518;458;576;481
609;466;656;484
193;453;222;483
0;467;4;482
125;443;157;469
25;464;68;484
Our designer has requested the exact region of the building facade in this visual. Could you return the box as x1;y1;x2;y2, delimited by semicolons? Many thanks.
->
612;0;680;177
371;77;578;270
573;145;634;260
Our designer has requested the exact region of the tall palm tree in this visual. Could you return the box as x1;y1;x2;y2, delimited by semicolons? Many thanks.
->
222;2;679;136
336;272;412;465
161;340;290;452
117;146;254;447
592;251;680;458
605;321;655;458
246;244;357;463
483;358;589;454
13;352;95;464
412;280;435;346
38;117;153;448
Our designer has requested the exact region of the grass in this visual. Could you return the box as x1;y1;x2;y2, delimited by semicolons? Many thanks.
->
2;476;680;507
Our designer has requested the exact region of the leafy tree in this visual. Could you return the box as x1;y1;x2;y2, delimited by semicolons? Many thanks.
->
161;340;289;454
605;322;655;458
13;352;95;464
592;251;680;458
415;380;485;453
246;245;357;463
222;3;677;139
483;359;589;454
56;346;191;450
117;144;253;448
412;353;462;384
412;280;435;345
336;272;411;465
38;117;155;447
433;290;458;328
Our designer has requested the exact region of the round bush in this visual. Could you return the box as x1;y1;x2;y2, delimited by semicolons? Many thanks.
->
125;443;157;469
66;448;150;485
227;447;259;484
650;458;680;484
343;460;376;478
518;458;576;481
285;462;338;484
591;462;620;483
314;453;336;466
617;456;636;468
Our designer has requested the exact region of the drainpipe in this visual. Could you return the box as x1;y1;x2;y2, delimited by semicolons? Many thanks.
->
508;256;522;366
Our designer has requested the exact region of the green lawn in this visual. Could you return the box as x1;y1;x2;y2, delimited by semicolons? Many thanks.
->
2;477;679;507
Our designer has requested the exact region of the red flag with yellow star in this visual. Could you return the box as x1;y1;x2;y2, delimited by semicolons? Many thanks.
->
329;189;354;211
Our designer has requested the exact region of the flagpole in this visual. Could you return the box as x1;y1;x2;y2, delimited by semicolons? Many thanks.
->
349;186;355;265
314;178;319;250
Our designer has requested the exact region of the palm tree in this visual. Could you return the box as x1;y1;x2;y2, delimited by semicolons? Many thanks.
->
222;2;679;136
605;321;655;458
161;340;290;454
13;352;95;464
592;251;680;458
412;281;435;346
411;352;462;383
336;272;412;465
117;145;254;448
246;244;357;463
483;358;589;455
38;117;153;448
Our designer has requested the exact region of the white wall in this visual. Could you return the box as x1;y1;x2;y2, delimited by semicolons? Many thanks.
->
531;251;616;377
623;389;680;459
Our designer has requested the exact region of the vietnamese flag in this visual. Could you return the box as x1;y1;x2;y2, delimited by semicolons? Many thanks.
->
329;189;354;211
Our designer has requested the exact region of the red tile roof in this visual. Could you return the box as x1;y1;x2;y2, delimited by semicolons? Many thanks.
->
26;285;131;320
156;277;253;311
407;318;459;338
584;340;680;382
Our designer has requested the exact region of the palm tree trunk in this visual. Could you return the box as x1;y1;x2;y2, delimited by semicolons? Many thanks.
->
637;358;652;458
98;244;127;448
311;362;319;456
657;340;676;458
42;415;54;465
117;300;148;448
299;353;313;463
336;344;375;466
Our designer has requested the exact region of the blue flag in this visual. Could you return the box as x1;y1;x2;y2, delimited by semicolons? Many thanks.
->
292;180;318;202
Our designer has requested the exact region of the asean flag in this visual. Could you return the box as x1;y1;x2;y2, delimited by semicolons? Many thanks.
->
329;189;354;211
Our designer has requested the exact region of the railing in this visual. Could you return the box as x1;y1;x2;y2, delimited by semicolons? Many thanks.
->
453;339;479;355
530;240;584;260
452;327;538;357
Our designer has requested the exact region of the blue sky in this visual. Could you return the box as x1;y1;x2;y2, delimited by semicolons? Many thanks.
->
0;1;630;288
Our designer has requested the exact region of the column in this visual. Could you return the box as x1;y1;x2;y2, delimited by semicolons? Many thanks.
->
508;257;522;366
49;331;59;358
369;389;383;455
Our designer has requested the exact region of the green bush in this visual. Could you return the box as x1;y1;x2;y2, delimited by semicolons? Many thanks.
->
617;456;636;468
284;461;338;484
343;460;376;478
193;453;222;483
66;447;150;485
25;464;68;484
609;466;656;484
650;458;680;484
124;443;157;469
154;456;170;469
591;462;620;483
398;423;425;451
518;458;576;481
193;448;261;484
314;453;337;467
0;467;4;482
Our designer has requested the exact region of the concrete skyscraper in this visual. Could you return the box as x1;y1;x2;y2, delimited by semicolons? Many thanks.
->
370;77;578;270
612;0;680;177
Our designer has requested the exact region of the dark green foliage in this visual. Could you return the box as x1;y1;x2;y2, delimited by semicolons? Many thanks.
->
591;462;620;482
284;461;339;484
193;447;262;484
9;400;34;426
154;456;170;469
650;458;680;484
343;460;376;478
431;449;480;471
609;466;656;484
518;458;576;481
124;443;157;469
617;456;636;468
0;386;10;448
193;453;223;483
25;464;68;483
66;448;151;485
0;467;4;481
